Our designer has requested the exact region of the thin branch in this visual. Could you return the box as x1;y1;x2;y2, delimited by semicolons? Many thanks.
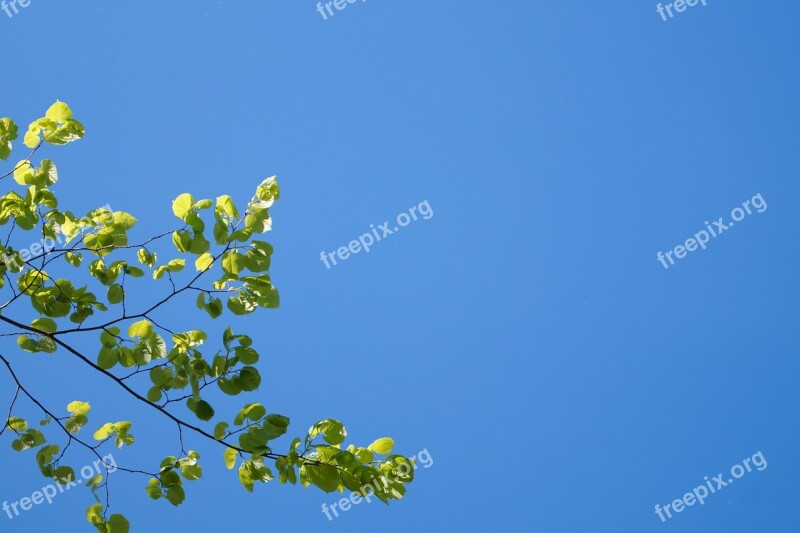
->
53;245;231;337
0;138;46;181
0;314;339;470
0;385;20;438
22;229;175;266
0;353;159;512
0;315;262;457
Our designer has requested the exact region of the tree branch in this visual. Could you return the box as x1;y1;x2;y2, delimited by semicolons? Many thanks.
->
0;353;160;512
0;384;20;438
0;313;301;463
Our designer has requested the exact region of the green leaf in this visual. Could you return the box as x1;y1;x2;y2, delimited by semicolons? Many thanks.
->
112;212;137;230
189;234;210;255
172;193;194;219
107;514;130;533
128;320;154;340
234;403;266;425
172;230;192;252
255;176;280;204
323;421;346;445
31;318;57;334
166;485;185;506
0;118;18;161
124;265;144;277
222;251;246;276
262;414;290;440
53;465;75;483
213;220;229;245
147;386;163;403
45;102;72;122
308;419;346;446
93;423;115;441
215;195;239;219
65;251;83;267
161;470;181;487
235;346;259;365
237;367;261;391
214;422;229;441
146;478;162;500
368;437;395;455
17;335;37;353
202;296;223;319
44;116;85;145
238;459;274;493
100;329;120;347
194;400;215;422
224;447;238;470
157;258;186;276
6;417;27;432
181;464;202;481
67;401;91;416
137;249;156;267
149;367;169;387
354;447;375;464
302;464;341;493
86;503;104;526
38;337;57;353
195;252;214;271
246;241;273;271
107;284;124;304
98;348;118;370
218;377;241;396
24;127;40;148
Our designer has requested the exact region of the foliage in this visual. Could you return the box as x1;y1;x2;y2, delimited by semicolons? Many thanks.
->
0;103;412;531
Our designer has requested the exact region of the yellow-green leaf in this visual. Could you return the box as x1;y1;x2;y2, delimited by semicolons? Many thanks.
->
172;193;194;219
195;253;214;272
224;447;238;470
368;437;395;455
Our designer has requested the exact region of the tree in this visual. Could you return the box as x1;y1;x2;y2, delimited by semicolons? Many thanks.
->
0;103;414;531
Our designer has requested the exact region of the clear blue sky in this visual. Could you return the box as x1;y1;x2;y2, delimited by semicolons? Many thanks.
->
1;1;798;532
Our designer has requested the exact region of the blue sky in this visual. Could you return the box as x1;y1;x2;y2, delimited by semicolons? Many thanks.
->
1;1;798;531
